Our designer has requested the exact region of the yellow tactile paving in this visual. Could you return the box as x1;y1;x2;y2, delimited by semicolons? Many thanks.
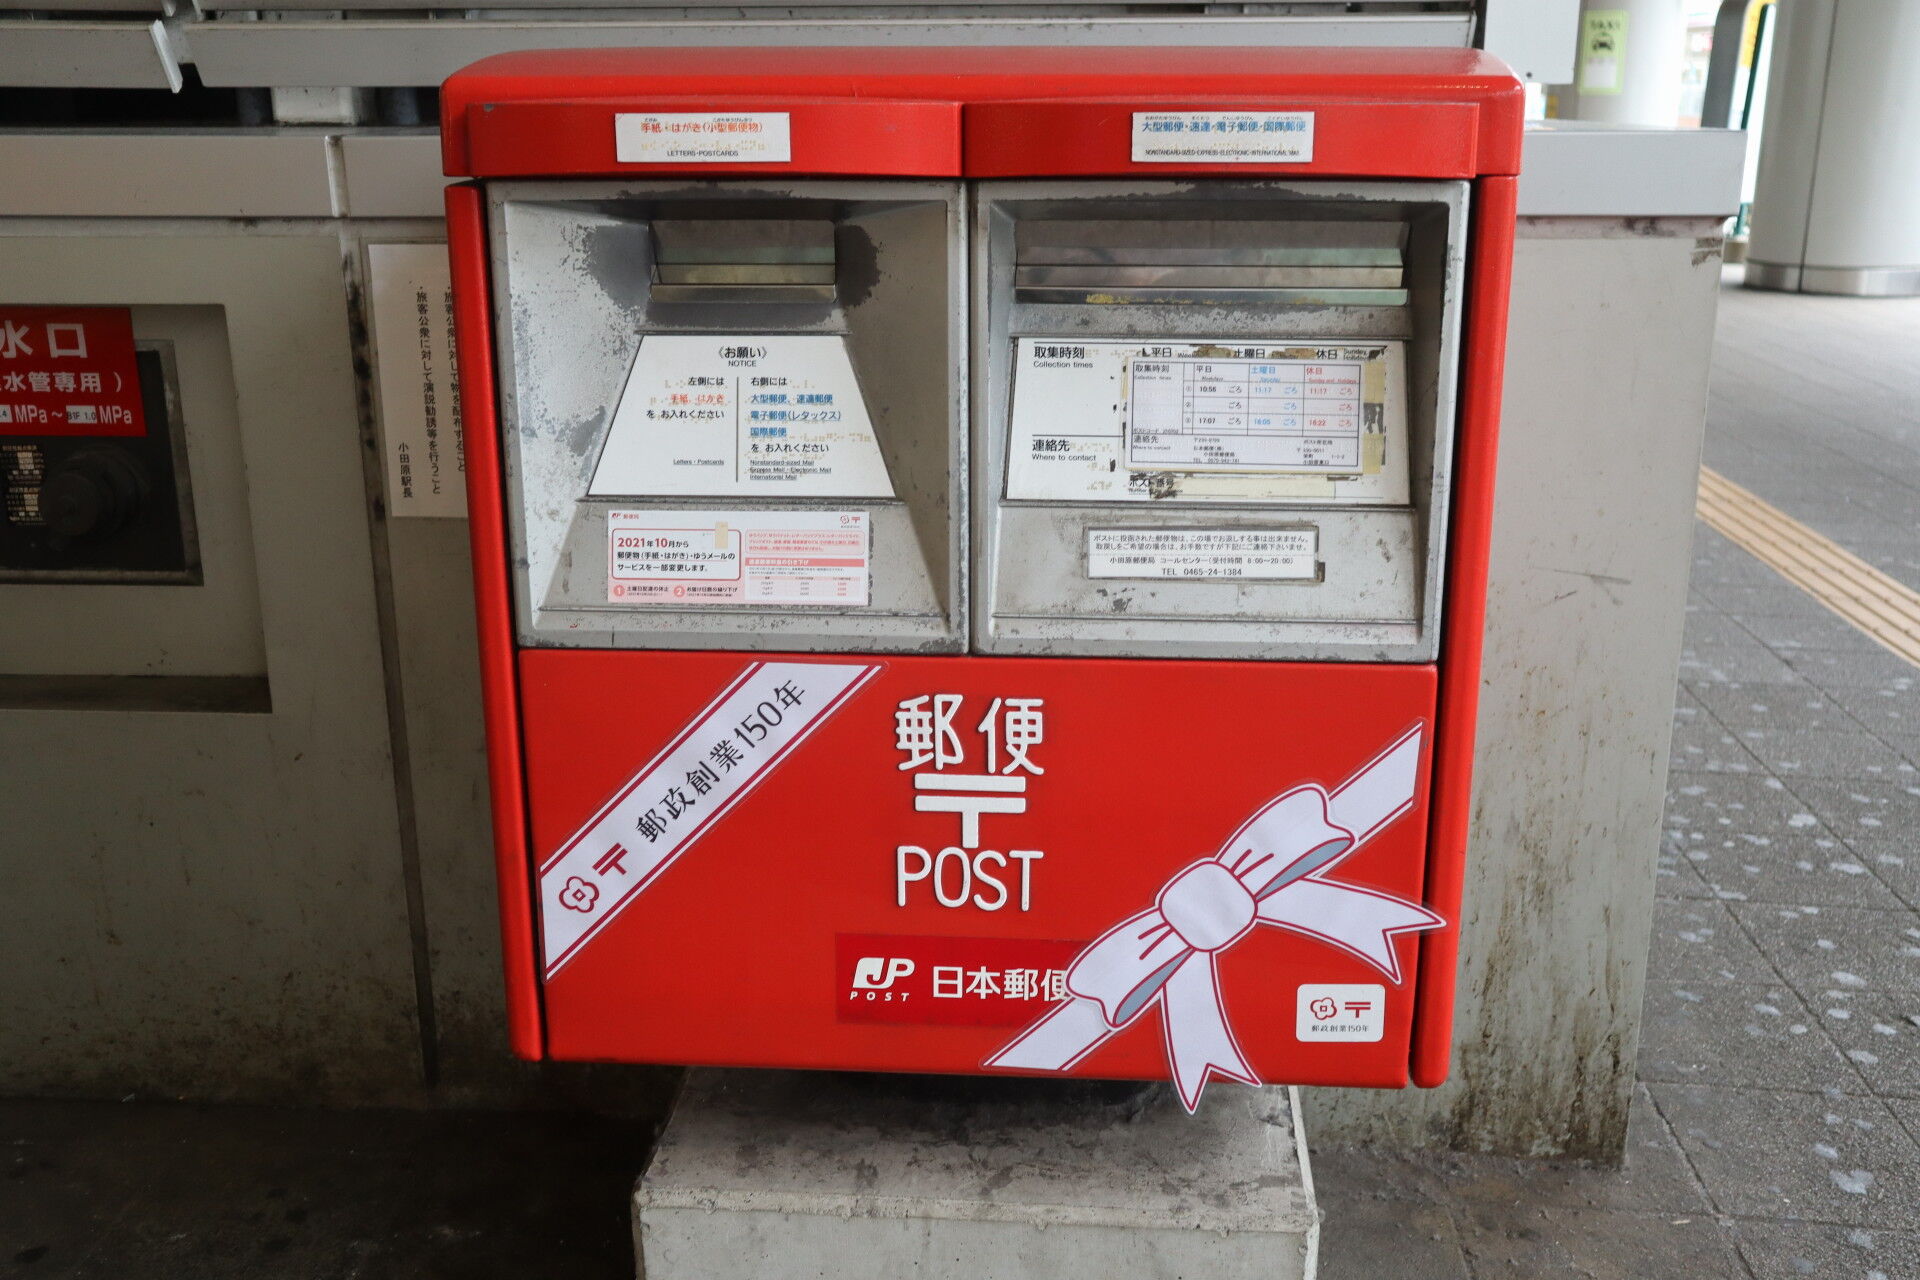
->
1697;466;1920;669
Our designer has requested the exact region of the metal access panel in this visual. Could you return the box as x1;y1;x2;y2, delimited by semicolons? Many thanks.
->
974;180;1467;661
0;306;201;584
489;180;967;653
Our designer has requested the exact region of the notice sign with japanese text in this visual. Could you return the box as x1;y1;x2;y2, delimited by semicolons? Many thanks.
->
0;306;144;437
592;335;893;499
1086;528;1318;581
1131;111;1314;163
368;244;465;517
1127;353;1370;474
1006;338;1407;505
615;112;792;164
606;508;870;606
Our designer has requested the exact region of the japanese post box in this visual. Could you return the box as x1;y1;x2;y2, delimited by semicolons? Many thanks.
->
441;48;1521;1109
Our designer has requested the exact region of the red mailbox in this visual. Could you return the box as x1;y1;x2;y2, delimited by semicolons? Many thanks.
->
443;48;1520;1108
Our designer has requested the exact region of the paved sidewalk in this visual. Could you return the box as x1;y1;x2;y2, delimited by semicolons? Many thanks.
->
1319;275;1920;1279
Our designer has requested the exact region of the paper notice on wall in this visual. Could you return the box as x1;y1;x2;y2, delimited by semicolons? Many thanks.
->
368;243;465;517
1086;528;1318;581
606;509;870;606
591;335;894;499
1131;112;1314;163
615;113;792;163
1579;10;1628;95
1005;338;1407;505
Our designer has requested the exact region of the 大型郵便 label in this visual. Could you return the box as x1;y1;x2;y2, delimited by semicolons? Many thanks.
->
1131;112;1314;163
614;112;791;163
1086;528;1318;581
607;509;869;606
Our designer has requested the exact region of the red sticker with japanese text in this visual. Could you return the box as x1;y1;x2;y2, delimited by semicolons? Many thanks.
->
0;306;146;437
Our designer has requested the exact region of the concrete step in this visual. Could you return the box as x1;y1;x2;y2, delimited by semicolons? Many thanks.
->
634;1069;1317;1279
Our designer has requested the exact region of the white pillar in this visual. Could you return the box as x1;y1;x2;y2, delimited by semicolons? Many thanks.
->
1747;0;1920;296
1563;0;1688;127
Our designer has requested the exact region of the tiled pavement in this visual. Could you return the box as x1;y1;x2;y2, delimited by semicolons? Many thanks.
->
1318;276;1920;1279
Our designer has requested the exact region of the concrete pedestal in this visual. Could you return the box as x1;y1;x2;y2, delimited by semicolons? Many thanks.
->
634;1070;1317;1279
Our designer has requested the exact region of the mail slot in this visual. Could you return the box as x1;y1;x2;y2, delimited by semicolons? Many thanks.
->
443;48;1522;1108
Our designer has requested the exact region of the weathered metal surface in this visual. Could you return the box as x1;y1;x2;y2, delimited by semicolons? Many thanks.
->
489;179;969;653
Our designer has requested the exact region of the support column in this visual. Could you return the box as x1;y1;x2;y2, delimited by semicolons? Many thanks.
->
1747;0;1920;296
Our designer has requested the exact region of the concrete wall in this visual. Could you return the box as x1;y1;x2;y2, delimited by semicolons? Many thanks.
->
1306;217;1728;1157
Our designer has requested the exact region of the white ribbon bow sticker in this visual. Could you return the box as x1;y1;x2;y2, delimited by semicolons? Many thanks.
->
985;724;1443;1112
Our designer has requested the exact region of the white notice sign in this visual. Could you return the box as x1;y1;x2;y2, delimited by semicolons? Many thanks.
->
1131;112;1314;163
1006;338;1407;506
592;335;894;499
368;243;464;517
1128;353;1364;473
1087;528;1318;581
607;509;870;606
615;113;792;163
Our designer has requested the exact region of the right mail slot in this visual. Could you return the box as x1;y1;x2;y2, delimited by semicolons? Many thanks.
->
974;187;1467;661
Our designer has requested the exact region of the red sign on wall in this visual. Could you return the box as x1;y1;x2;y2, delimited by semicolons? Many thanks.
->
0;306;146;437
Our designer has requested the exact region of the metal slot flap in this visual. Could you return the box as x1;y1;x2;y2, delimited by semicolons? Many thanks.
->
1014;219;1406;305
651;219;837;303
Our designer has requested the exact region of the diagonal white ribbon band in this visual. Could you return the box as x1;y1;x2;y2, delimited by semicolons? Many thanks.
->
985;723;1441;1111
538;660;879;978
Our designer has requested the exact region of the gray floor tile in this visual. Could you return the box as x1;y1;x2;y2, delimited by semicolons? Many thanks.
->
1694;582;1836;618
1697;851;1907;912
1731;727;1919;783
1879;733;1920;770
1886;1096;1920;1140
1814;687;1920;736
1649;900;1779;983
1639;981;1856;1091
1670;715;1767;775
1657;843;1719;900
0;1100;649;1280
1840;844;1920;912
1683;612;1766;650
1685;681;1864;733
1681;646;1807;687
1731;1220;1920;1280
1730;904;1920;995
1452;1204;1744;1280
1738;612;1893;654
1810;989;1920;1100
1312;1187;1469;1280
1785;648;1920;693
1660;777;1903;908
1787;780;1920;848
1651;1085;1920;1229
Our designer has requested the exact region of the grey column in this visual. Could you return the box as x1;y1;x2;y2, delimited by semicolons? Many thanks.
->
1747;0;1920;296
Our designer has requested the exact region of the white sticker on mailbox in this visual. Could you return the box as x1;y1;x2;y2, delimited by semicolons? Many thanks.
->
1087;528;1318;581
615;112;792;164
1006;338;1407;506
607;509;869;606
1296;984;1386;1042
592;335;893;499
1127;352;1365;473
1131;112;1314;163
